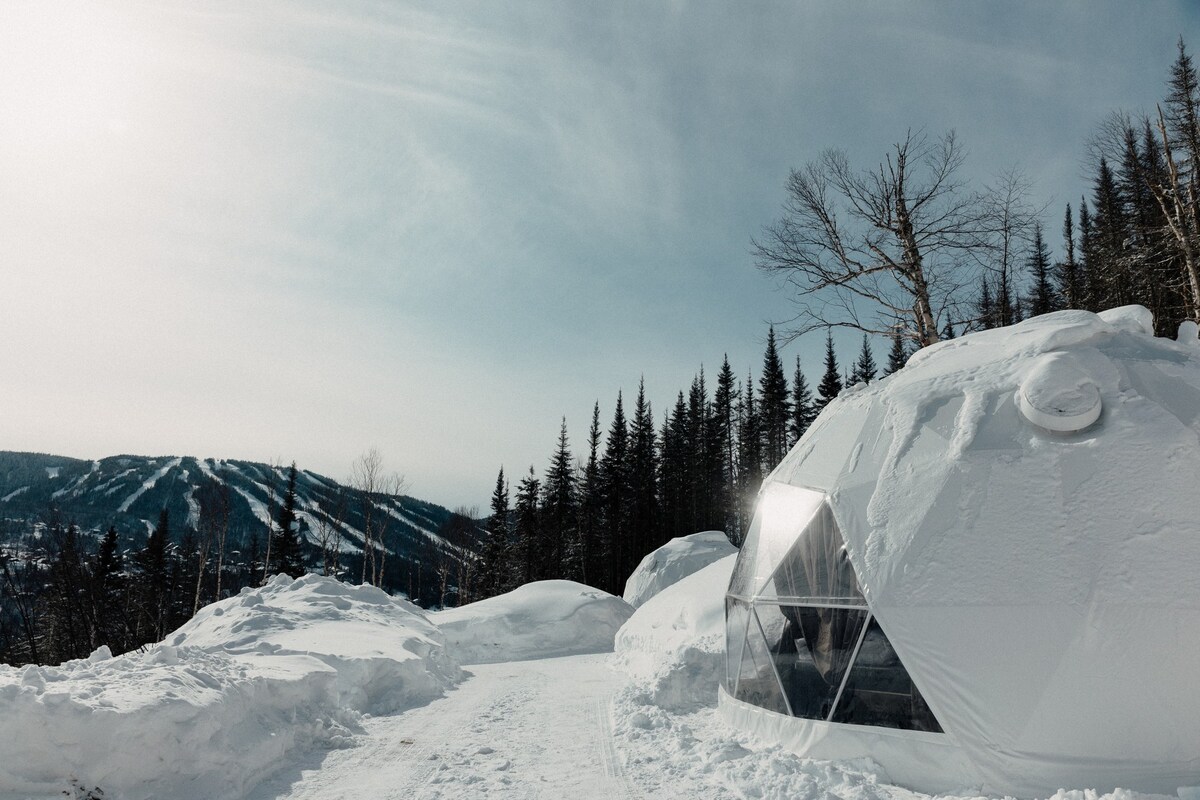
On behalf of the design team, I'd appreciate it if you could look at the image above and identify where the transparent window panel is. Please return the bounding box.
[830,617,943,732]
[762,502,865,605]
[733,608,789,716]
[725,598,751,693]
[759,603,867,719]
[728,483,826,599]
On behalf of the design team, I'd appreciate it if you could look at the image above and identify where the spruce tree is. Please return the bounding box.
[1090,158,1130,308]
[712,356,739,540]
[658,393,688,543]
[1056,204,1084,309]
[627,380,659,571]
[598,393,629,594]
[43,523,92,663]
[578,403,604,588]
[758,328,791,469]
[92,526,126,653]
[540,419,577,580]
[512,466,541,587]
[735,373,763,544]
[816,333,843,411]
[135,509,170,643]
[849,334,877,385]
[1025,222,1058,317]
[790,356,816,445]
[883,330,909,377]
[478,467,511,599]
[1166,37,1200,182]
[272,463,306,578]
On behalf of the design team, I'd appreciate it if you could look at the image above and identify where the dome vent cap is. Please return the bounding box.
[1017,353,1102,433]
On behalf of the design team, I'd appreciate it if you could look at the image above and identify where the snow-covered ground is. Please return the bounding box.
[0,538,1183,800]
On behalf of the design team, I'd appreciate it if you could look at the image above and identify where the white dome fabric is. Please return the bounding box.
[722,308,1200,796]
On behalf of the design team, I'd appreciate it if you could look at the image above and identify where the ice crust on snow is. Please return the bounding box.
[0,574,461,799]
[433,580,633,664]
[622,530,736,608]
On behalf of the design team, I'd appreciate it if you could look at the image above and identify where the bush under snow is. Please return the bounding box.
[622,530,736,608]
[0,574,461,800]
[433,580,634,664]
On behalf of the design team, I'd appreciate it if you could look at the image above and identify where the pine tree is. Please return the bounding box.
[478,467,511,599]
[134,509,170,643]
[1056,204,1084,309]
[883,329,909,376]
[1025,222,1058,317]
[272,463,306,578]
[627,380,659,571]
[42,523,93,663]
[758,328,791,470]
[578,403,605,588]
[712,356,739,540]
[849,334,877,385]
[816,333,843,410]
[512,466,541,587]
[790,356,816,445]
[1166,37,1200,183]
[92,526,127,653]
[1089,157,1130,309]
[540,419,577,580]
[735,373,763,545]
[1078,198,1098,312]
[598,393,629,594]
[658,393,688,544]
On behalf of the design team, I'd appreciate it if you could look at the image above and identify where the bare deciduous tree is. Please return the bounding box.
[753,130,992,348]
[349,448,407,587]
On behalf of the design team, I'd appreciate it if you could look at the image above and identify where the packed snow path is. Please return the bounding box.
[249,653,641,800]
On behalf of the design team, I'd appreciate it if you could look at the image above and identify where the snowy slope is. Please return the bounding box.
[0,575,461,800]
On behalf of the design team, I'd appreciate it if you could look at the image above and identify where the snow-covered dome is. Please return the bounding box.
[721,307,1200,796]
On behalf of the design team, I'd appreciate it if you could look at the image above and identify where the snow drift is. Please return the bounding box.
[0,574,461,800]
[622,530,736,608]
[614,554,735,712]
[434,580,633,664]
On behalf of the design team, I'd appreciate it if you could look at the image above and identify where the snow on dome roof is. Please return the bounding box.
[730,306,1200,796]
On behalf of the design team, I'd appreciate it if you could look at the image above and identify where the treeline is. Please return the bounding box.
[0,468,310,666]
[977,39,1200,335]
[475,38,1200,602]
[472,328,902,600]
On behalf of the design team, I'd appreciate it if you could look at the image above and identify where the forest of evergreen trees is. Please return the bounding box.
[474,39,1200,601]
[0,466,311,666]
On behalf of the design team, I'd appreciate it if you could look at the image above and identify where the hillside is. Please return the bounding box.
[0,451,480,605]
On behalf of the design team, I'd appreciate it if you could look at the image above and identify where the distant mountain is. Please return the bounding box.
[0,451,480,604]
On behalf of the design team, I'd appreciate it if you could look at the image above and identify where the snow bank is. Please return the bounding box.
[622,530,736,608]
[434,580,633,664]
[0,574,461,800]
[614,554,734,712]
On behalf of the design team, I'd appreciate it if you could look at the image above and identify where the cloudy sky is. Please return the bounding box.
[2,1,1197,510]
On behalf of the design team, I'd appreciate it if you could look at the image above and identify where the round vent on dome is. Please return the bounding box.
[1017,353,1102,433]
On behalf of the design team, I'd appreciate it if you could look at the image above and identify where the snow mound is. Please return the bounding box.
[614,554,734,712]
[622,530,736,608]
[169,573,461,712]
[0,574,461,800]
[434,580,633,664]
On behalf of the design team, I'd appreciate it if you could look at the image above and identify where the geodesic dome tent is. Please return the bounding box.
[720,307,1200,796]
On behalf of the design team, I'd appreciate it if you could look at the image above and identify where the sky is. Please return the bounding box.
[2,1,1198,511]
